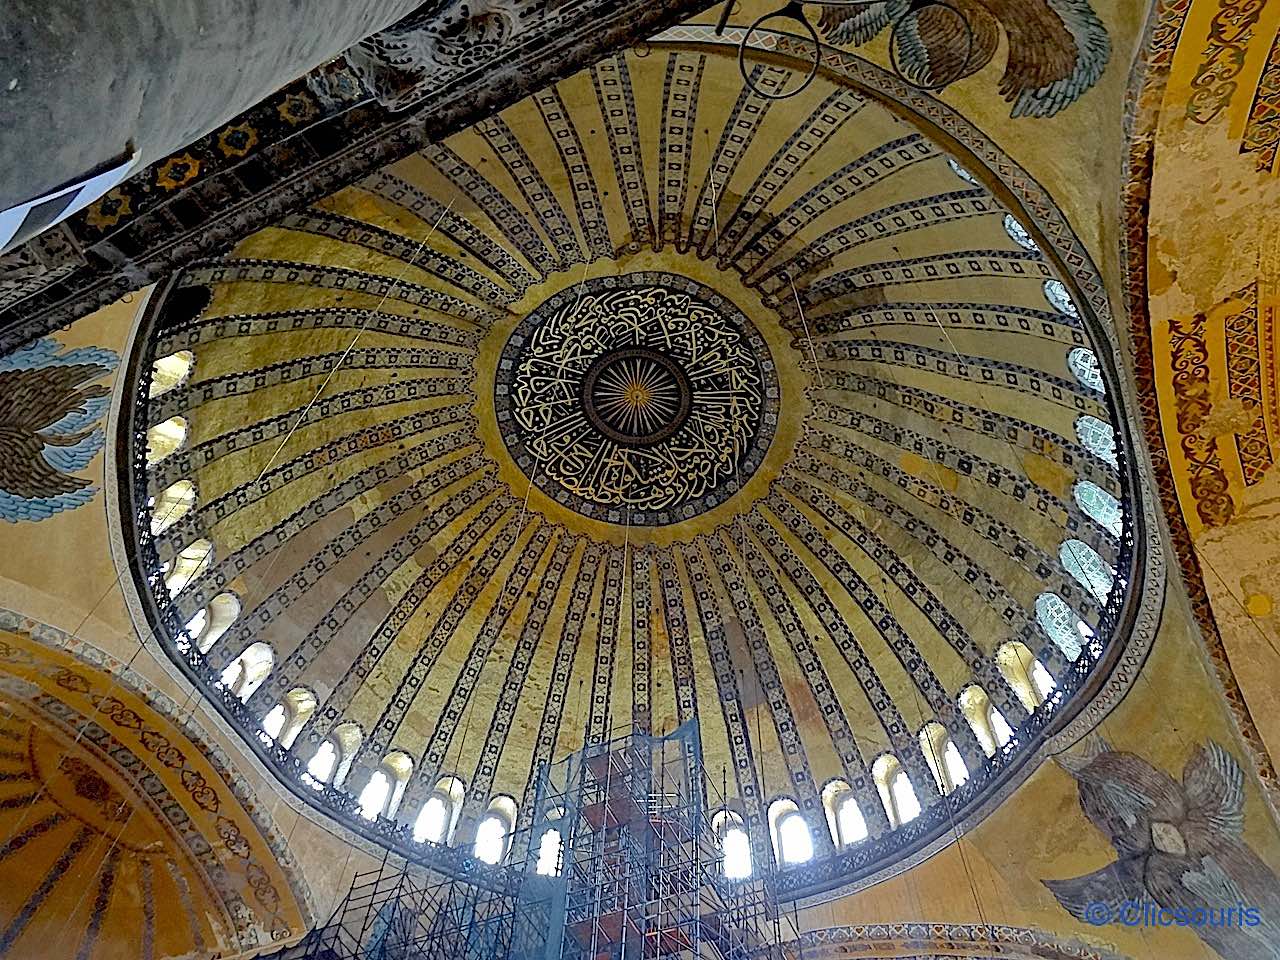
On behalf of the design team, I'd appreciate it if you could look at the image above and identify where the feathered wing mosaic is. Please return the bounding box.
[818,0,1110,118]
[0,338,117,522]
[1045,738,1280,960]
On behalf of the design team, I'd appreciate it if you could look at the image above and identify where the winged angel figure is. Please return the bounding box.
[0,338,118,522]
[1044,738,1280,959]
[818,0,1109,118]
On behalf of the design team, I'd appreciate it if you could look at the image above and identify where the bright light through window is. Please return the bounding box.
[943,741,969,791]
[359,770,391,820]
[891,771,920,824]
[989,707,1013,748]
[536,828,562,876]
[261,705,286,740]
[778,813,814,864]
[722,827,752,879]
[474,815,507,864]
[1031,661,1057,701]
[414,795,448,844]
[836,797,867,846]
[307,741,337,783]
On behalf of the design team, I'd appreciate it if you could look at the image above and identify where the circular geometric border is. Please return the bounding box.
[494,271,780,526]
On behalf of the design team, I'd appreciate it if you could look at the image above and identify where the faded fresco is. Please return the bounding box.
[817,0,1109,117]
[1045,738,1280,960]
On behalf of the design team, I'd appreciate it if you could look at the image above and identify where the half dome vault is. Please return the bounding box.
[115,31,1148,899]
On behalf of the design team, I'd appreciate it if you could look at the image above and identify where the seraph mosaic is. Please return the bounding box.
[817,0,1110,118]
[1044,738,1280,960]
[0,338,118,522]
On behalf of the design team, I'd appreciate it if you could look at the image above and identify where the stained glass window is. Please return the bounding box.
[1067,347,1104,393]
[1036,592,1084,660]
[1074,481,1122,537]
[1060,539,1114,603]
[1044,279,1080,319]
[948,157,980,186]
[1075,415,1118,468]
[1003,213,1039,252]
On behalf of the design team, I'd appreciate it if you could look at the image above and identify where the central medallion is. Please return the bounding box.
[495,272,778,525]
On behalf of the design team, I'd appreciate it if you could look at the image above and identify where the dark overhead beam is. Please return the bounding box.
[0,0,720,354]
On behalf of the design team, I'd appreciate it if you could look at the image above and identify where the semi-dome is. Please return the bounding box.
[116,35,1141,896]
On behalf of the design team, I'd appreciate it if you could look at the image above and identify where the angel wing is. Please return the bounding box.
[0,340,116,521]
[818,0,908,47]
[892,0,1001,89]
[1182,741,1244,839]
[981,0,1110,118]
[1043,858,1144,921]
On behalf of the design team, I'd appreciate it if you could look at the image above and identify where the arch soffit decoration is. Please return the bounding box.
[0,608,314,953]
[110,28,1165,903]
[1119,0,1280,812]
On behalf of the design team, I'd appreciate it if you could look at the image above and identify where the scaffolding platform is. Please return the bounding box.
[273,721,783,960]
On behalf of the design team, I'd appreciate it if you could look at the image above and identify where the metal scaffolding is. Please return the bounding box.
[275,721,782,960]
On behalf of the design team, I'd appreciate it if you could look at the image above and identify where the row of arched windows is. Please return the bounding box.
[143,336,536,868]
[712,641,1063,877]
[1002,212,1123,654]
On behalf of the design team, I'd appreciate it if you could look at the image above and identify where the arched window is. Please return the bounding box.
[165,538,212,595]
[988,705,1014,747]
[820,779,867,848]
[358,751,413,821]
[1067,347,1104,394]
[836,794,868,845]
[186,592,240,653]
[414,795,450,844]
[146,416,188,465]
[1075,415,1118,469]
[307,722,362,788]
[306,740,337,783]
[474,796,517,865]
[947,157,980,187]
[262,687,316,748]
[358,770,392,820]
[1035,593,1085,661]
[872,755,920,829]
[262,705,287,740]
[149,351,195,397]
[1003,213,1038,252]
[919,722,968,795]
[218,641,273,701]
[1060,539,1114,603]
[712,810,752,880]
[959,685,1012,757]
[536,828,563,877]
[766,799,813,866]
[1043,279,1079,319]
[150,480,196,535]
[414,776,466,845]
[1073,481,1122,538]
[996,641,1053,711]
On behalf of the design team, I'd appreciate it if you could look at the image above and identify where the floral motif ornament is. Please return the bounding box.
[496,273,778,525]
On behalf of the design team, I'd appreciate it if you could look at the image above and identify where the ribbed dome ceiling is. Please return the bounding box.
[120,41,1133,890]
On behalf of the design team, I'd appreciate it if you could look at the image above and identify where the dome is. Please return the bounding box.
[117,40,1138,894]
